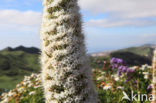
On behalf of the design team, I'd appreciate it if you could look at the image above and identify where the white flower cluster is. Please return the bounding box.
[117,86,124,90]
[143,72,150,80]
[40,0,97,103]
[0,90,15,103]
[97,76,105,81]
[103,84,112,90]
[0,74,41,103]
[111,74,120,81]
[29,91,36,95]
[140,64,152,71]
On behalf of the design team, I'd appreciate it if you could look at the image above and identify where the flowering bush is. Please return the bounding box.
[0,58,153,103]
[94,58,152,103]
[0,74,44,103]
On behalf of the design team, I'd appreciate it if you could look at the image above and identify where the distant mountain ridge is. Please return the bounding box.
[116,44,154,59]
[142,43,155,47]
[90,44,155,66]
[2,46,40,54]
[91,44,155,58]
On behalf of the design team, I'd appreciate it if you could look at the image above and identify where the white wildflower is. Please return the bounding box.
[8,90,15,97]
[103,85,112,90]
[141,64,151,70]
[112,74,120,81]
[16,84,21,88]
[117,86,124,90]
[29,91,36,95]
[1,98,9,103]
[34,85,41,89]
[17,87,25,93]
[97,76,105,81]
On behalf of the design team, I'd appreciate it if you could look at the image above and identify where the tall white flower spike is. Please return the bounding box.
[152,47,156,103]
[40,0,97,103]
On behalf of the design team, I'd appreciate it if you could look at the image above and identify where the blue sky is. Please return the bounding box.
[0,0,156,53]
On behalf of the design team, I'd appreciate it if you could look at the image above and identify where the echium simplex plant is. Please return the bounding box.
[40,0,97,103]
[152,49,156,103]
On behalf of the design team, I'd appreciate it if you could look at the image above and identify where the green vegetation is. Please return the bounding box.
[117,45,154,59]
[0,45,154,90]
[0,62,152,103]
[110,51,151,66]
[0,46,40,89]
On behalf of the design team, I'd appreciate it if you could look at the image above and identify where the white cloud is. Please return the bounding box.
[0,9,41,49]
[0,10,41,29]
[79,0,156,19]
[86,19,156,28]
[79,0,156,27]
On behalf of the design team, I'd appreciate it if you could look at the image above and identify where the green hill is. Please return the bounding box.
[90,44,154,68]
[110,51,151,66]
[0,46,40,89]
[116,45,154,59]
[110,45,154,66]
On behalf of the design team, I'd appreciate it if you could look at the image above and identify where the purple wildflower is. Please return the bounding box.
[118,66,127,73]
[122,66,127,73]
[124,80,128,84]
[118,66,123,70]
[126,68,135,75]
[133,81,137,84]
[111,57,124,70]
[117,66,124,76]
[111,57,123,64]
[111,57,137,83]
[117,70,122,76]
[112,64,118,69]
[116,58,123,64]
[111,57,117,64]
[147,85,152,90]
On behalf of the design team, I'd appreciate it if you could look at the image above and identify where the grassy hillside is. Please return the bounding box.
[117,45,154,59]
[110,45,154,66]
[0,46,40,89]
[110,51,151,66]
[90,45,154,68]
